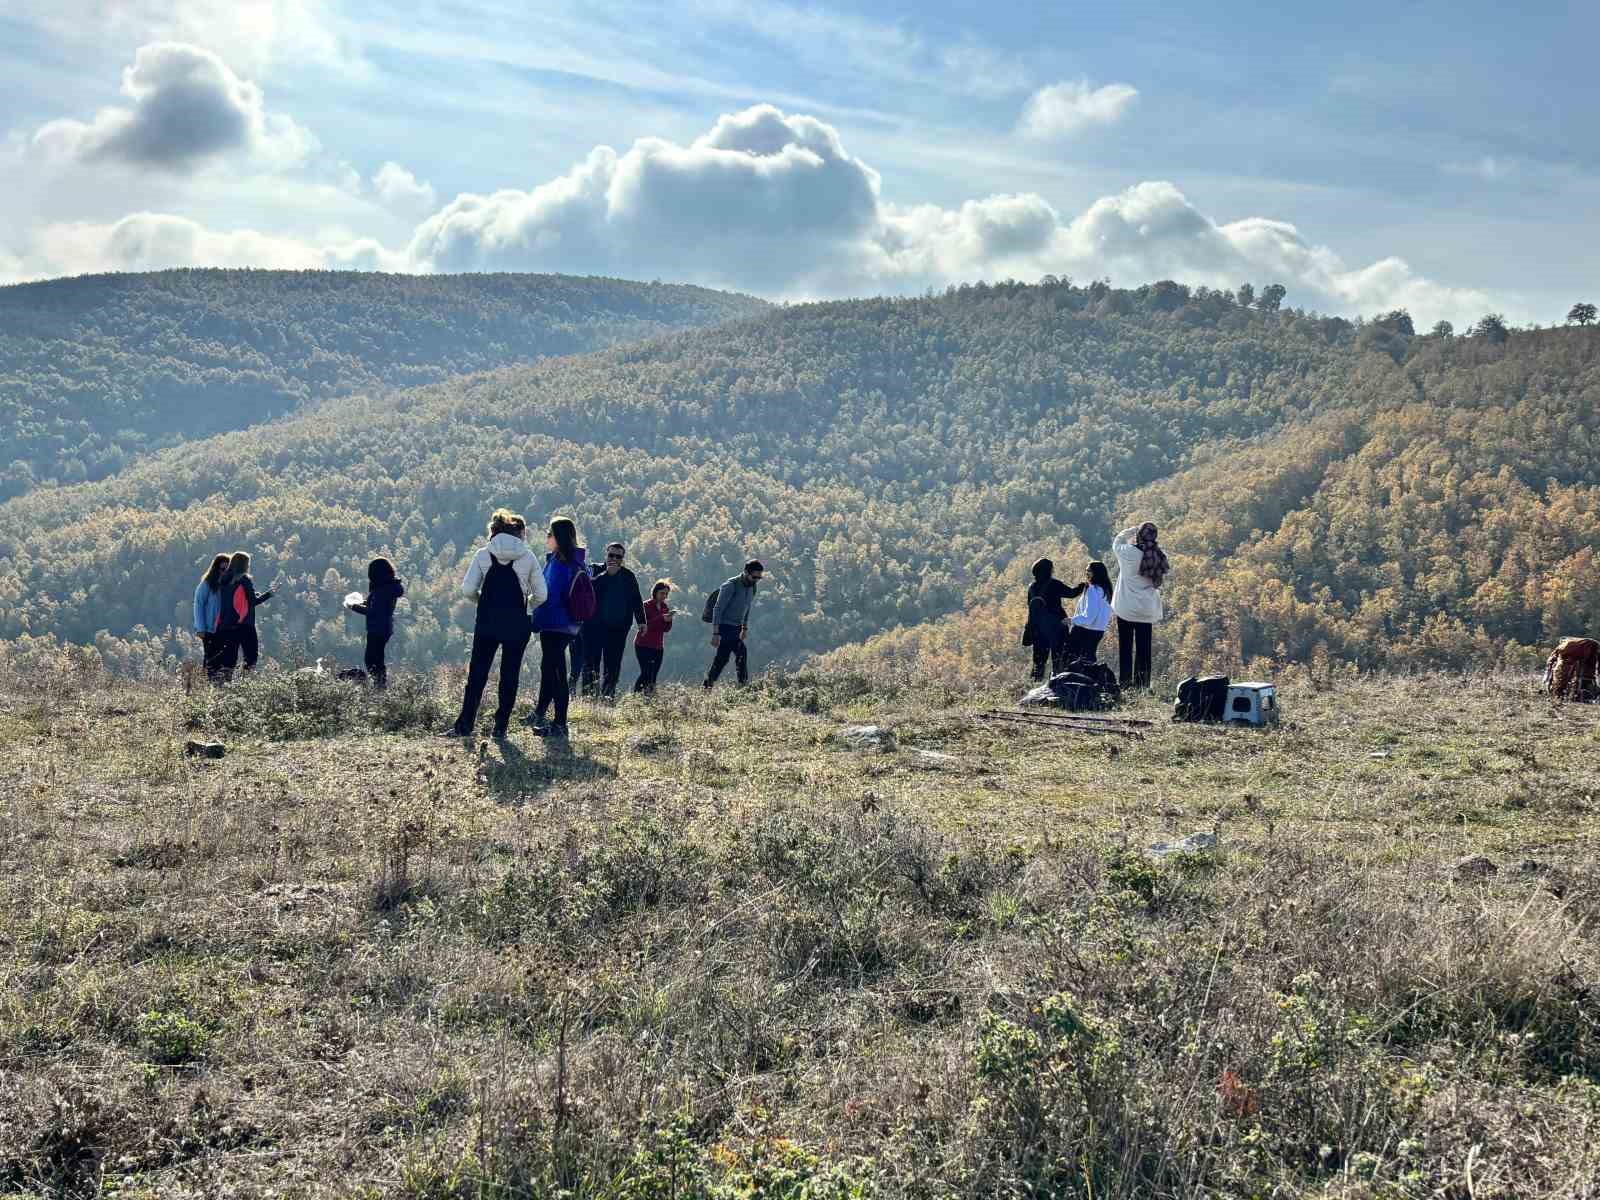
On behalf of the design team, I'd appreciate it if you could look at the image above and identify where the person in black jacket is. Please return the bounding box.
[348,557,406,689]
[580,542,647,700]
[215,551,274,680]
[1025,557,1077,681]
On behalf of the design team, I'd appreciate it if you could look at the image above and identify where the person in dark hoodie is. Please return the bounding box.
[215,551,274,680]
[1025,557,1073,680]
[580,541,647,700]
[348,557,406,689]
[445,510,547,739]
[525,516,588,739]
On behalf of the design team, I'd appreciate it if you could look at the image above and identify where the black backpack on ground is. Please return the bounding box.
[1044,659,1121,711]
[1174,674,1230,722]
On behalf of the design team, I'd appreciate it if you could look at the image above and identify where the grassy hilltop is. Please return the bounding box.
[2,651,1598,1198]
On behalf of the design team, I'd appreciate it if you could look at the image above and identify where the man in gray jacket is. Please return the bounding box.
[704,559,764,688]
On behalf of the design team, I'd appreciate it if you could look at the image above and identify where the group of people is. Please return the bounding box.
[1025,522,1170,689]
[444,510,765,739]
[191,551,277,681]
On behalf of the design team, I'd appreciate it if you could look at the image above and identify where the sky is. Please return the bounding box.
[1,0,1595,327]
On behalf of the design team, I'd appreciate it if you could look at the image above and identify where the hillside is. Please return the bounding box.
[2,654,1597,1196]
[0,269,768,498]
[0,279,1367,677]
[826,324,1600,679]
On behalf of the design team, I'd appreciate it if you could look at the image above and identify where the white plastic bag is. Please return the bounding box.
[343,590,365,610]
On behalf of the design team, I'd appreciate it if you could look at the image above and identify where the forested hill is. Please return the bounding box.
[0,279,1364,676]
[1,277,1590,680]
[821,322,1600,679]
[0,269,768,498]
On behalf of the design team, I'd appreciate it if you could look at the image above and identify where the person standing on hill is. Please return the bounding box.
[1025,558,1074,680]
[704,559,764,689]
[581,542,646,700]
[633,579,675,695]
[1111,523,1169,690]
[215,551,274,680]
[349,557,406,690]
[1064,560,1114,663]
[445,510,545,739]
[526,517,589,739]
[192,553,230,682]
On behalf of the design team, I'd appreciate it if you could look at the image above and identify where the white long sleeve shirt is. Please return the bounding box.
[1071,583,1112,632]
[1110,526,1164,624]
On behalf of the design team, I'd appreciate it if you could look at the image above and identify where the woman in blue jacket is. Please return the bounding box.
[192,554,229,681]
[525,516,587,739]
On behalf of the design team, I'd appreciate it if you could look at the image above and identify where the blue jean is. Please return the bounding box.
[705,624,748,686]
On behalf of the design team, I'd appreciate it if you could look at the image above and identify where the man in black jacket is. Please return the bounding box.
[581,542,646,700]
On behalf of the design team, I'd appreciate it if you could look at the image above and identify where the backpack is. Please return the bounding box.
[1174,675,1230,722]
[701,587,720,624]
[567,566,597,623]
[1045,661,1120,711]
[216,577,249,631]
[477,555,530,640]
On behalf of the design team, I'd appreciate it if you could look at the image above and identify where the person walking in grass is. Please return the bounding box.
[215,551,274,681]
[1064,560,1114,663]
[1111,522,1169,690]
[704,559,764,689]
[348,557,406,690]
[192,553,230,682]
[633,579,674,695]
[526,517,589,739]
[581,541,646,700]
[445,510,545,739]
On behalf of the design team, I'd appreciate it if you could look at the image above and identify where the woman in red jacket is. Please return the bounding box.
[632,579,674,695]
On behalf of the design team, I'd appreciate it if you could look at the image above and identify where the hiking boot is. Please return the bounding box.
[440,725,471,739]
[521,711,548,731]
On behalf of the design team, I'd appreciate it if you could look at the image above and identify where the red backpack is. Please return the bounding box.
[568,567,597,623]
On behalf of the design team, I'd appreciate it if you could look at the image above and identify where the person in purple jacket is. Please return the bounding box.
[524,516,587,739]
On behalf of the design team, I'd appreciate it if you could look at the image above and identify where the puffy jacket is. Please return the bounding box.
[1110,527,1164,624]
[532,547,589,634]
[635,597,674,650]
[460,533,546,609]
[351,577,407,636]
[216,572,270,630]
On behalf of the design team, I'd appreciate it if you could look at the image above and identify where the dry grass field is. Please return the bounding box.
[2,653,1598,1198]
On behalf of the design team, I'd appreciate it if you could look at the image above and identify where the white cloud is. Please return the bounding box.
[1019,80,1139,140]
[13,213,402,279]
[31,42,316,173]
[371,162,438,213]
[1442,155,1513,182]
[8,0,356,78]
[403,104,1495,324]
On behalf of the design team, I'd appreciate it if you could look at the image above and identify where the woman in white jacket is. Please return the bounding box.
[1110,523,1169,689]
[1064,560,1114,663]
[445,509,549,739]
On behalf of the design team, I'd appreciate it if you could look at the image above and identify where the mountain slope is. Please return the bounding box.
[0,269,768,497]
[824,325,1600,678]
[0,279,1363,677]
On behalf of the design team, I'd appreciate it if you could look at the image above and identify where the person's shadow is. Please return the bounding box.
[479,734,616,804]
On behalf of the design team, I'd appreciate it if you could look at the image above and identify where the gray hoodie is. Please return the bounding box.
[711,574,757,628]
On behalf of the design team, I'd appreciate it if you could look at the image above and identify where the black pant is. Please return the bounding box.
[567,627,584,690]
[634,645,664,694]
[453,632,530,735]
[582,622,630,698]
[536,631,574,726]
[217,626,259,680]
[706,624,748,686]
[200,633,225,682]
[1030,618,1065,680]
[365,631,391,689]
[1116,618,1152,690]
[1065,626,1104,663]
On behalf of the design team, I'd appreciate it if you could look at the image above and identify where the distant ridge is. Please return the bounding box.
[0,268,769,498]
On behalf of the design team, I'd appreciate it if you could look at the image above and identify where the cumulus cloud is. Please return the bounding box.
[31,42,315,172]
[1019,80,1139,140]
[14,213,402,279]
[371,162,438,213]
[403,104,1492,323]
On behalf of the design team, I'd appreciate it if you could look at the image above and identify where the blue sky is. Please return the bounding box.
[2,0,1595,325]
